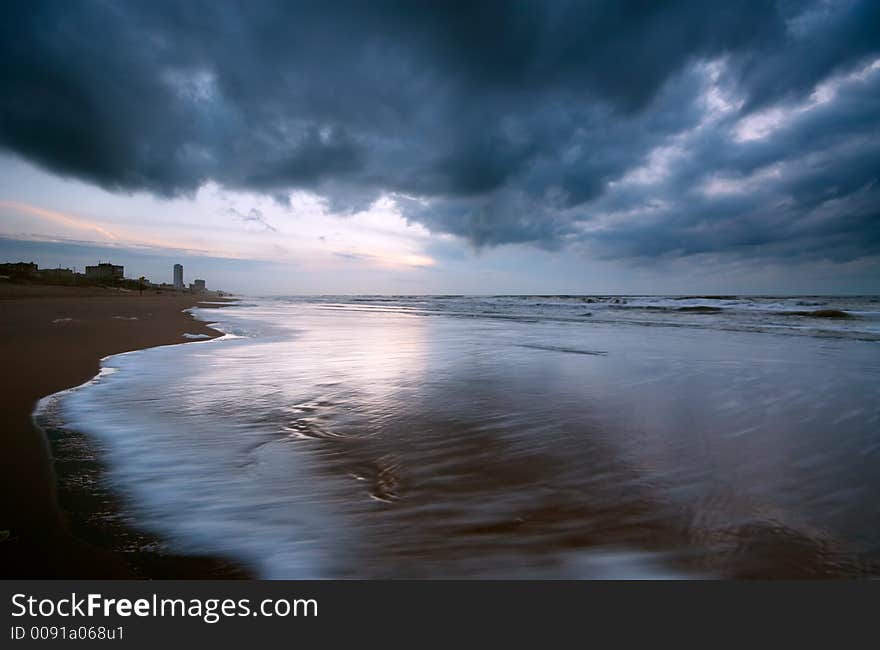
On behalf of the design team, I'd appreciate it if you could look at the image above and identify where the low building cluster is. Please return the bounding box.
[0,261,210,293]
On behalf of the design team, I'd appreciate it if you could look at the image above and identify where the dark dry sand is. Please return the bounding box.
[0,284,248,578]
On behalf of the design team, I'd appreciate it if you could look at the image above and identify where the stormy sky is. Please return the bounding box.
[1,0,878,294]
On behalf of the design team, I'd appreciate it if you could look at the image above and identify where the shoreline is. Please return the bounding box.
[0,284,250,578]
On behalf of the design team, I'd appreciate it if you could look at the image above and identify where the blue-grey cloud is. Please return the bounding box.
[1,0,878,264]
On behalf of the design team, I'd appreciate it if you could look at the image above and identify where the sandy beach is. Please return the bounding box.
[0,284,245,578]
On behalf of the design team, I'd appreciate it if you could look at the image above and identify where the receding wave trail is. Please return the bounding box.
[44,295,880,578]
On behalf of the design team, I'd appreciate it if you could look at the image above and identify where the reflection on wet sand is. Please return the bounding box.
[281,380,874,579]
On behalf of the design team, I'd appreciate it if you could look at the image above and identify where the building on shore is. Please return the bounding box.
[173,263,184,291]
[1,258,211,293]
[0,261,38,277]
[85,262,123,281]
[37,267,74,281]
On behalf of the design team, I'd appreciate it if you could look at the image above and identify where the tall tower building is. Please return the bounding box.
[173,263,184,290]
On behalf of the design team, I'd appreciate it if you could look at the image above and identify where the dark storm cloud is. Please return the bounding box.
[1,0,879,262]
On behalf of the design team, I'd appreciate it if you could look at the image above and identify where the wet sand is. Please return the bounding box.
[0,283,247,578]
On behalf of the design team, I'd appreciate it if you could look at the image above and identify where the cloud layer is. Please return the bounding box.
[2,0,879,264]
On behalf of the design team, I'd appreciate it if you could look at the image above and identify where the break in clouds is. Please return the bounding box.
[2,0,879,264]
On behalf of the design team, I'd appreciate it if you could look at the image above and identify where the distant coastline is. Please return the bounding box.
[0,283,247,578]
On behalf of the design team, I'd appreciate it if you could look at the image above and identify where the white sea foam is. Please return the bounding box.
[59,344,346,578]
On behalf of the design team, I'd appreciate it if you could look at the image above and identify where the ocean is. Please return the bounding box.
[43,295,880,578]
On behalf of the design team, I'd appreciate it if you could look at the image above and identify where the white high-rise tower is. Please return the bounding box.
[173,263,184,290]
